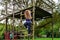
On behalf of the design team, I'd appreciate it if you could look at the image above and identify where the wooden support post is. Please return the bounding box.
[5,1,10,40]
[52,8,54,40]
[50,0,54,40]
[32,0,35,40]
[52,1,54,40]
[5,1,8,32]
[12,0,15,40]
[20,12,22,28]
[20,10,23,40]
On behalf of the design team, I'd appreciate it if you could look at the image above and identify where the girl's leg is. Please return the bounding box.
[27,26,31,34]
[24,20,31,34]
[27,21,31,34]
[24,22,27,28]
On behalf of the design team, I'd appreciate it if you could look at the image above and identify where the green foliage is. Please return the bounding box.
[0,24,5,36]
[35,11,60,37]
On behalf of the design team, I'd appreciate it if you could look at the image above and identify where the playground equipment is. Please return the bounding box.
[0,0,55,40]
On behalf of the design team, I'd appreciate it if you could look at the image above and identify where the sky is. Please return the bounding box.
[0,0,2,2]
[53,0,58,3]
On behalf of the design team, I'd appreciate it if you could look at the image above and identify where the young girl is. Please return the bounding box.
[24,10,32,35]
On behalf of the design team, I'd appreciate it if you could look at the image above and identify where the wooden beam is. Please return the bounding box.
[41,0,53,9]
[47,0,54,5]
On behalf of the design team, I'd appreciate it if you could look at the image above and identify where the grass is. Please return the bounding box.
[34,38,60,40]
[16,38,60,40]
[1,38,60,40]
[23,38,60,40]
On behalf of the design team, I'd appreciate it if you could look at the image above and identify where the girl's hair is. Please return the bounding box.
[24,10,31,14]
[24,10,32,19]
